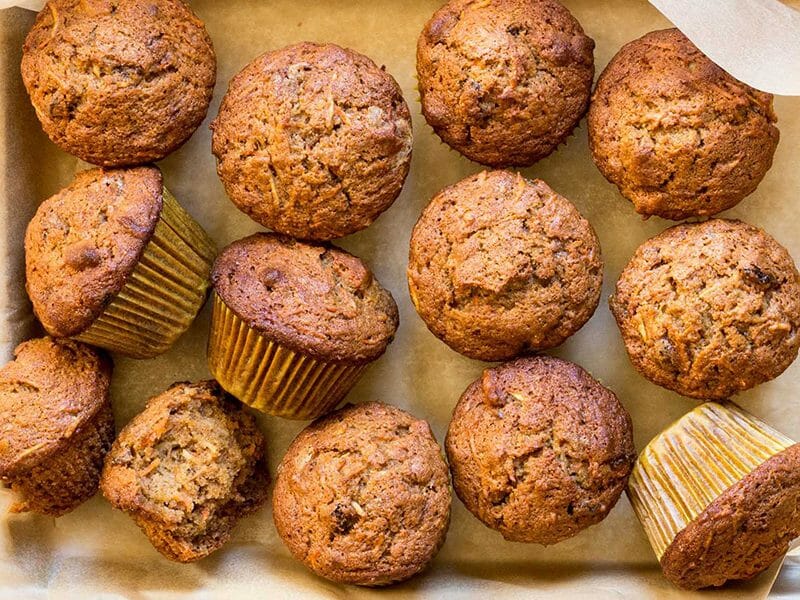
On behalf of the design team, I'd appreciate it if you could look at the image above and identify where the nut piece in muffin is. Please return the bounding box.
[272,402,451,586]
[446,356,634,544]
[588,28,779,220]
[0,337,113,516]
[212,42,412,241]
[611,219,800,399]
[417,0,594,167]
[25,165,216,359]
[408,170,602,361]
[21,0,216,167]
[101,380,269,563]
[208,233,399,419]
[628,401,800,589]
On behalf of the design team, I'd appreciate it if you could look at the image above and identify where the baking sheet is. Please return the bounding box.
[1,1,799,598]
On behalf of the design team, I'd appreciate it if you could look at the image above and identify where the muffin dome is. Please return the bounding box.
[588,29,779,220]
[417,0,594,167]
[408,170,602,361]
[21,0,216,167]
[212,42,413,241]
[611,219,800,399]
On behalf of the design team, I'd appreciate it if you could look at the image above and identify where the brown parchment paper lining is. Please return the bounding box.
[1,1,799,598]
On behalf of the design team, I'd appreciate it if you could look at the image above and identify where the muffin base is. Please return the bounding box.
[74,189,216,358]
[207,294,367,419]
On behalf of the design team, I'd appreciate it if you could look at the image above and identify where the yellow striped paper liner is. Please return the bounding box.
[207,293,367,420]
[74,188,215,359]
[627,401,794,560]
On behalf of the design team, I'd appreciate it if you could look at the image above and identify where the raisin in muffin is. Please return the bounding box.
[21,0,216,167]
[589,29,779,220]
[212,42,412,241]
[101,380,269,562]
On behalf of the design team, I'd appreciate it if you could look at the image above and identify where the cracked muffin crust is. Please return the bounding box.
[212,233,399,363]
[272,402,451,586]
[101,380,269,563]
[211,42,413,241]
[611,219,800,399]
[26,166,163,338]
[21,0,216,167]
[445,356,635,545]
[407,170,602,361]
[0,337,113,516]
[588,28,779,220]
[416,0,594,167]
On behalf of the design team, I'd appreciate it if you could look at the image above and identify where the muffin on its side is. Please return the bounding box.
[417,0,594,167]
[408,170,602,361]
[611,219,800,399]
[212,42,412,241]
[208,233,399,419]
[101,380,269,563]
[21,0,216,167]
[25,166,216,359]
[0,337,113,516]
[273,402,451,586]
[446,356,635,544]
[628,401,800,589]
[589,29,779,220]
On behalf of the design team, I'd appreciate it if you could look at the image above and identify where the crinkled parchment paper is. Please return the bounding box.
[1,1,799,598]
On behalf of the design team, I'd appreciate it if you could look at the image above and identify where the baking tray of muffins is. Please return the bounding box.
[1,0,799,598]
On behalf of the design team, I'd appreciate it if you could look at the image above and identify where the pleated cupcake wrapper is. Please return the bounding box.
[627,401,795,560]
[75,188,216,359]
[207,294,367,420]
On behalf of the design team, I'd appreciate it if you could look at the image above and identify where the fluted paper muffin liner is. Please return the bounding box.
[75,189,216,359]
[207,293,368,419]
[627,401,794,560]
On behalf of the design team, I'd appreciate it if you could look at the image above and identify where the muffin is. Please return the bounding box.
[0,337,113,516]
[273,402,451,586]
[611,219,800,399]
[208,233,398,419]
[408,170,602,361]
[21,0,216,167]
[416,0,594,167]
[628,401,800,589]
[211,42,412,241]
[446,356,635,544]
[101,380,269,563]
[25,166,216,359]
[588,28,779,220]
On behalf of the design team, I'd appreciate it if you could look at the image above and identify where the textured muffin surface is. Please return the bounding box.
[26,166,163,338]
[588,28,779,220]
[21,0,216,167]
[212,233,399,363]
[408,170,602,361]
[101,380,269,563]
[611,219,800,399]
[212,42,412,241]
[416,0,594,167]
[661,443,800,590]
[272,402,451,586]
[446,356,634,544]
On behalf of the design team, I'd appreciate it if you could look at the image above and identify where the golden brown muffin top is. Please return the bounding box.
[211,42,412,241]
[101,380,270,563]
[272,402,451,586]
[25,166,163,338]
[588,28,779,220]
[408,170,602,361]
[417,0,594,167]
[446,356,635,545]
[611,219,800,399]
[0,337,112,476]
[21,0,216,167]
[212,233,399,363]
